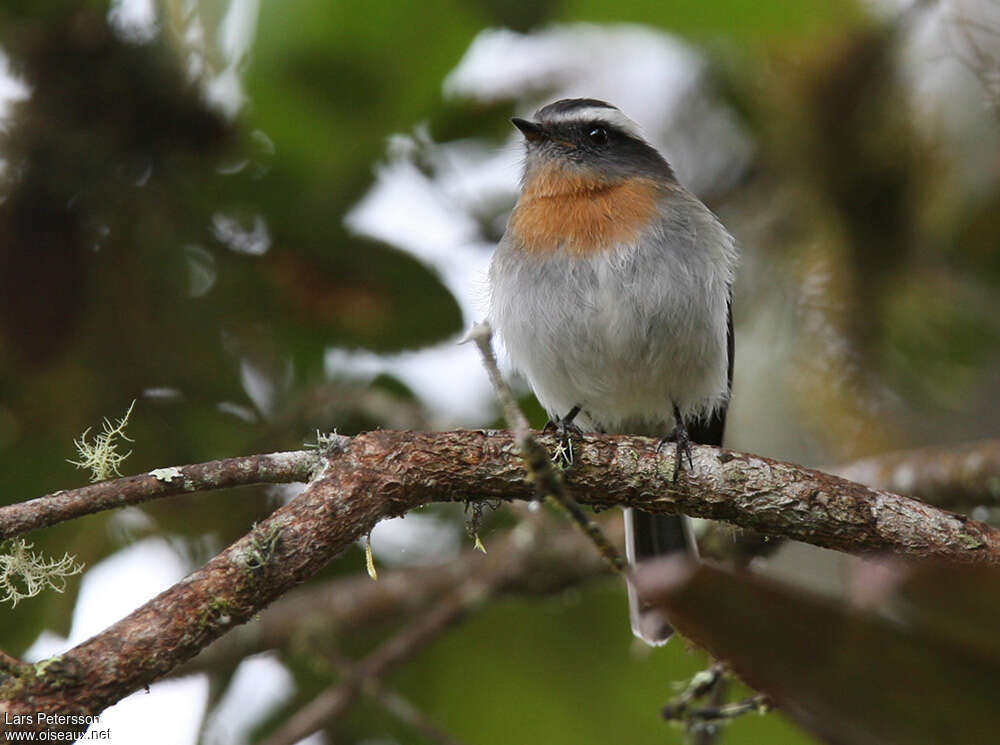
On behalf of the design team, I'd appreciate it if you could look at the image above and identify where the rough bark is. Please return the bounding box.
[0,451,318,541]
[2,429,1000,737]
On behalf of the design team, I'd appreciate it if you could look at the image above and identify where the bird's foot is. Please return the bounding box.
[545,406,582,467]
[656,405,694,482]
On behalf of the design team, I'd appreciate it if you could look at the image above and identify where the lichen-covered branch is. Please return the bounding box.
[0,451,320,540]
[3,436,998,544]
[2,430,1000,737]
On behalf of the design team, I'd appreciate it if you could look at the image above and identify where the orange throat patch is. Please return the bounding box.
[508,166,660,256]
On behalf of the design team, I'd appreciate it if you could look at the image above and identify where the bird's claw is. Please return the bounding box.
[657,406,693,482]
[547,411,583,467]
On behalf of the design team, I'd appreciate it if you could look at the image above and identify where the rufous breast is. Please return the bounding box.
[507,164,661,256]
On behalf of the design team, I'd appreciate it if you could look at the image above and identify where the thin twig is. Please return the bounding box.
[261,512,547,745]
[366,683,470,745]
[176,511,621,678]
[662,663,727,722]
[691,666,731,745]
[662,661,771,741]
[691,694,771,722]
[467,321,626,573]
[260,581,484,745]
[661,661,767,745]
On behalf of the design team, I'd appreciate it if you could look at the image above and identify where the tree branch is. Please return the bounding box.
[260,581,481,745]
[467,320,626,573]
[174,511,618,678]
[0,450,320,540]
[363,683,470,745]
[2,429,1000,736]
[262,509,552,745]
[3,436,997,542]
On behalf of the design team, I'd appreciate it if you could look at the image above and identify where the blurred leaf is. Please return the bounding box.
[635,558,1000,745]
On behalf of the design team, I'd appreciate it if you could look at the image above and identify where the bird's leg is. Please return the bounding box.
[544,404,582,435]
[656,403,693,482]
[545,405,582,466]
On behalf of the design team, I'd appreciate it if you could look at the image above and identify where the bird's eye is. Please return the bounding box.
[588,126,608,146]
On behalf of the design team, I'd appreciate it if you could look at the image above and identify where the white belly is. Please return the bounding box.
[489,227,732,434]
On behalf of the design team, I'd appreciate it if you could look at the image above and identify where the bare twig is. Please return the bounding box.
[946,6,1000,116]
[261,512,547,745]
[177,512,621,678]
[690,694,771,722]
[691,677,732,745]
[662,663,766,744]
[366,683,469,745]
[467,321,626,573]
[662,663,727,721]
[260,579,486,745]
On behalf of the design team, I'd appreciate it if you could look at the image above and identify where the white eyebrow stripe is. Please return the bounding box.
[541,107,644,140]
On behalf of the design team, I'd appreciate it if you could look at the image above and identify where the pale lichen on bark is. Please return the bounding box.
[2,431,1000,738]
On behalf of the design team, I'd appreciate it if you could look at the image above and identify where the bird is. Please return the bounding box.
[488,98,736,645]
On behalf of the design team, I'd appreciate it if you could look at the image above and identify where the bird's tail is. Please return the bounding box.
[624,296,733,645]
[624,509,698,644]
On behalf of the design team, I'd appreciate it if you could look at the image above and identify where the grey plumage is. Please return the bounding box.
[489,99,737,644]
[490,190,734,431]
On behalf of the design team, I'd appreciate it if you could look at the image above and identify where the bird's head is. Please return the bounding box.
[511,98,674,192]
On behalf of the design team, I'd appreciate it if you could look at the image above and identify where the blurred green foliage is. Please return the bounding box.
[562,0,861,38]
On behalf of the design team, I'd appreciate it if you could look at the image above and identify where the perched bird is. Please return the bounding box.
[488,98,736,645]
